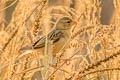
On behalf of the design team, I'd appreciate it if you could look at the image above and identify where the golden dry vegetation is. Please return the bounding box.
[0,0,120,80]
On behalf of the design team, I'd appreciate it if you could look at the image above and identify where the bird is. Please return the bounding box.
[20,16,78,57]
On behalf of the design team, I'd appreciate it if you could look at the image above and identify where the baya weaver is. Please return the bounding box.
[20,16,77,56]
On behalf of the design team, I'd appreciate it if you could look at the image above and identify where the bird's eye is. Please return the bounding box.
[66,21,71,23]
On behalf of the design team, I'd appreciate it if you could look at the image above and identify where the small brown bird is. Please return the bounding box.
[20,17,77,57]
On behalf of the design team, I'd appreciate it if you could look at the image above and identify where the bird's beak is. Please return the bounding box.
[72,20,78,26]
[71,20,78,32]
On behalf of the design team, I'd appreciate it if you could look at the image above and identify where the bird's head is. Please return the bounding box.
[56,17,78,30]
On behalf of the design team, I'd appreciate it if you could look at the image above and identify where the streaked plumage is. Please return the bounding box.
[32,17,77,49]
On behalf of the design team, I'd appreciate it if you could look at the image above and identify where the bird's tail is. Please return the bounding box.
[18,46,33,60]
[20,45,33,51]
[18,45,44,60]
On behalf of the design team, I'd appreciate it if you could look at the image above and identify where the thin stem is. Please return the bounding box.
[44,33,48,80]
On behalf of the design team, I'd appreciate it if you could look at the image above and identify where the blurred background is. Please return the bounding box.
[0,0,114,26]
[0,0,119,80]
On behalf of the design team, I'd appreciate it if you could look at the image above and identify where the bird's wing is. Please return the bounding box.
[33,30,64,49]
[33,36,46,49]
[48,29,64,43]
